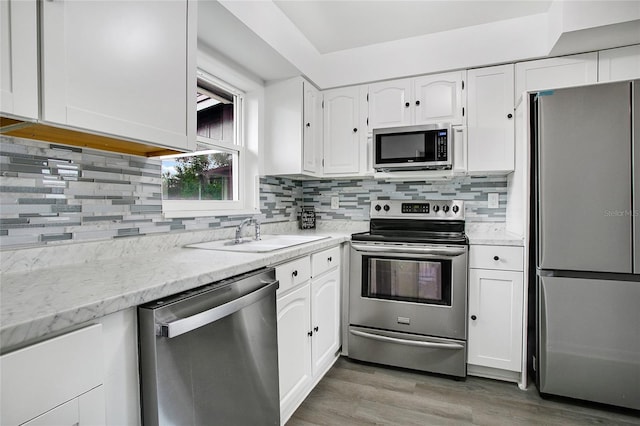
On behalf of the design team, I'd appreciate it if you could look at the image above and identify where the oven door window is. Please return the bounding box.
[362,256,452,305]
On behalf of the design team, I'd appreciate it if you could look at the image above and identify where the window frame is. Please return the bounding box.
[161,71,258,218]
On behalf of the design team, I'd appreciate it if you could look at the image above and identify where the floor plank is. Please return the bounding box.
[287,357,640,426]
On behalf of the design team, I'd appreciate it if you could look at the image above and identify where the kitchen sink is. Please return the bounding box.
[185,234,330,253]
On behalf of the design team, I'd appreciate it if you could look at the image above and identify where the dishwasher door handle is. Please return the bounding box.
[349,329,464,350]
[159,279,279,338]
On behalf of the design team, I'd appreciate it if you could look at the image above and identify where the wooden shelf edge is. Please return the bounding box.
[1,118,183,158]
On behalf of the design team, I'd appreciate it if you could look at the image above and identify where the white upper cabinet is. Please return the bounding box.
[514,52,597,102]
[264,77,322,176]
[0,0,38,120]
[467,64,515,174]
[303,82,323,174]
[40,0,195,151]
[368,79,412,129]
[368,71,465,131]
[413,71,465,125]
[323,86,362,175]
[598,45,640,82]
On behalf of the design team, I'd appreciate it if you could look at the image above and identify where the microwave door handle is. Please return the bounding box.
[350,242,466,258]
[350,329,464,350]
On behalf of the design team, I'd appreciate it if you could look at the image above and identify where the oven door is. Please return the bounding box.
[349,241,468,340]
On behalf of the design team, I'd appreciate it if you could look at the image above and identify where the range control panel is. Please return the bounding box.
[371,199,464,220]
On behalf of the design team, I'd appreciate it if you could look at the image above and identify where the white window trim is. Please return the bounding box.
[161,72,259,218]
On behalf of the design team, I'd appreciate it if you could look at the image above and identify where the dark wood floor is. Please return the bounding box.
[287,357,640,426]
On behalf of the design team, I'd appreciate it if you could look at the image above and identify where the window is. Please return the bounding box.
[161,71,256,217]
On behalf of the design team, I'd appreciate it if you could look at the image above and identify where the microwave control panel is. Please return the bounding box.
[436,130,448,161]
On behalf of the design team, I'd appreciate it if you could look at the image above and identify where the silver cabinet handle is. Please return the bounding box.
[350,242,466,258]
[159,279,279,338]
[349,329,464,350]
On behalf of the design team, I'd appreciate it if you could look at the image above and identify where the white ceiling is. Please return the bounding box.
[273,1,553,54]
[198,0,553,84]
[200,1,640,88]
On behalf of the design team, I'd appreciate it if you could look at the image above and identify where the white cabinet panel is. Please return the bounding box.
[323,87,361,174]
[22,398,79,426]
[515,52,598,102]
[468,268,524,372]
[277,283,313,421]
[367,71,465,131]
[311,268,340,377]
[276,248,342,424]
[368,78,412,129]
[276,256,311,295]
[598,45,640,82]
[79,386,106,426]
[413,71,465,125]
[311,246,341,277]
[467,64,515,174]
[0,0,38,119]
[40,0,194,150]
[303,82,323,174]
[0,324,104,426]
[469,245,524,271]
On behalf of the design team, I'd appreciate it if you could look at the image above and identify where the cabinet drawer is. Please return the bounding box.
[311,246,341,277]
[276,256,311,294]
[1,324,103,426]
[469,245,524,271]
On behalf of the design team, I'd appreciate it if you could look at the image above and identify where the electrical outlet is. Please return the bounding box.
[488,193,499,209]
[331,196,339,209]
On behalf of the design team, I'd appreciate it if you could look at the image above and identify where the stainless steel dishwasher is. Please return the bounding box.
[138,267,280,426]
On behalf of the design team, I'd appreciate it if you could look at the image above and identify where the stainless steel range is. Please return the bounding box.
[348,199,468,378]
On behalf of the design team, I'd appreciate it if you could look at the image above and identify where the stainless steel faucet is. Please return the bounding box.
[235,218,261,243]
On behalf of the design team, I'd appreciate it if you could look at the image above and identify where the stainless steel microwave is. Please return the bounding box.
[373,123,452,171]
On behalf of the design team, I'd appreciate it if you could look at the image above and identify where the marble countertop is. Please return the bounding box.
[0,228,353,352]
[0,220,524,351]
[465,223,525,246]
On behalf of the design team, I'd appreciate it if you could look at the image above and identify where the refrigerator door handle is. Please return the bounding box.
[633,80,640,274]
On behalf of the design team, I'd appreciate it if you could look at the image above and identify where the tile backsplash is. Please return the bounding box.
[1,136,506,250]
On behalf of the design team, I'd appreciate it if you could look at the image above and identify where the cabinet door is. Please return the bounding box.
[413,71,465,125]
[323,87,360,174]
[0,0,38,120]
[277,284,312,419]
[467,64,515,174]
[22,399,78,426]
[40,0,194,151]
[515,52,597,102]
[368,78,412,129]
[598,45,640,82]
[468,268,523,372]
[310,268,341,377]
[303,82,322,174]
[79,386,106,426]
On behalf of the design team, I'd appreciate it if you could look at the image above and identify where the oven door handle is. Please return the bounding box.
[350,242,466,257]
[349,329,464,350]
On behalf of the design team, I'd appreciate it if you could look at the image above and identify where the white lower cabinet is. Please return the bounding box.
[277,283,313,421]
[276,246,341,424]
[468,245,524,383]
[0,324,106,426]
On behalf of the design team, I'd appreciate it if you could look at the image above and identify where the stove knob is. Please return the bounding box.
[374,204,382,211]
[433,205,440,212]
[442,205,450,213]
[452,205,460,214]
[383,204,390,212]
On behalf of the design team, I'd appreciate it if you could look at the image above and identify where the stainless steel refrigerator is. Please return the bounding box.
[533,80,640,410]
